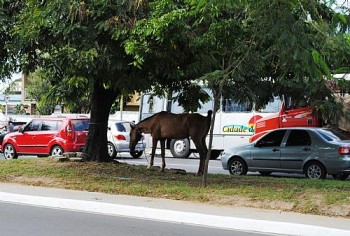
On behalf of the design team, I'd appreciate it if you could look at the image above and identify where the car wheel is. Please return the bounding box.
[228,157,248,176]
[107,142,116,159]
[130,151,143,158]
[259,171,272,176]
[305,162,326,179]
[3,144,18,159]
[50,145,64,156]
[170,139,191,158]
[332,173,350,180]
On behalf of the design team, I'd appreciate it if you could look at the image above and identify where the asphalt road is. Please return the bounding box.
[117,152,227,174]
[0,201,272,236]
[115,150,309,179]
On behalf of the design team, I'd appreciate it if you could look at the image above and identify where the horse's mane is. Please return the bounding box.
[138,111,168,124]
[139,110,212,125]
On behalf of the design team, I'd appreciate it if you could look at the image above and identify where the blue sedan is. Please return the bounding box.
[221,128,350,180]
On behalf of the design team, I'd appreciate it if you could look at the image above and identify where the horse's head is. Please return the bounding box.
[129,122,143,152]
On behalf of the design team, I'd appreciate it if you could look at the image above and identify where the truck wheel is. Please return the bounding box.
[170,139,191,158]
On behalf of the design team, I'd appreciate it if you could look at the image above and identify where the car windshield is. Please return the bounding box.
[316,129,350,141]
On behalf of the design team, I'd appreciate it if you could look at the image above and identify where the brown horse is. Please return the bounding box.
[129,110,212,175]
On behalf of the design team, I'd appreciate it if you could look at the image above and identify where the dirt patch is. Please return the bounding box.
[211,193,350,217]
[11,176,56,186]
[211,195,295,211]
[319,204,350,217]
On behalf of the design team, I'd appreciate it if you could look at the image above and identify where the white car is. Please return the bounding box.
[107,119,146,159]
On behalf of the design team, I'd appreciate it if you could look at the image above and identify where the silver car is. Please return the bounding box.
[107,119,146,159]
[221,128,350,180]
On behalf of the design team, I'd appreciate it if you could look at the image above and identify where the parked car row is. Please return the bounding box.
[0,116,145,160]
[1,116,348,180]
[1,117,90,159]
[221,127,350,180]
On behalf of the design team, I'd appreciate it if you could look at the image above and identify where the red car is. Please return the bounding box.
[1,117,90,159]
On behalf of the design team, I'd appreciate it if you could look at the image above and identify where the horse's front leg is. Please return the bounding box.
[148,139,158,169]
[160,139,166,172]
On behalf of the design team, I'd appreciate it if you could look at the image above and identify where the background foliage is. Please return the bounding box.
[0,0,349,163]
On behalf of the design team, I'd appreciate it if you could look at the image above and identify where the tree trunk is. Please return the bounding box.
[83,79,119,162]
[202,92,220,187]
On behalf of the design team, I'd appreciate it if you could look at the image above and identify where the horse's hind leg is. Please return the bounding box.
[192,137,206,176]
[148,139,158,169]
[160,139,166,172]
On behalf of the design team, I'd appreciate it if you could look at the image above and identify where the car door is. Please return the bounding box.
[280,130,313,170]
[36,120,61,154]
[250,130,287,169]
[15,120,42,153]
[71,119,89,145]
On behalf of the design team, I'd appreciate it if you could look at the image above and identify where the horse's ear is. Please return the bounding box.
[130,122,136,129]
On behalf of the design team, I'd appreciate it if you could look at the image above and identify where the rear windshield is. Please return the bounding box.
[72,120,90,131]
[316,129,350,141]
[114,122,131,132]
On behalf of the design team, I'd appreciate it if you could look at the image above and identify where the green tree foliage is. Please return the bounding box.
[0,1,23,81]
[5,0,148,162]
[26,69,55,115]
[27,69,91,114]
[14,103,29,115]
[126,1,274,108]
[247,0,350,123]
[0,0,349,168]
[125,0,350,183]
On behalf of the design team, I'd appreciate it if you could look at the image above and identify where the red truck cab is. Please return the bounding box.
[250,101,318,142]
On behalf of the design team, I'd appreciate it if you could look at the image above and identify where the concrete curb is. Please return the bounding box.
[0,191,349,236]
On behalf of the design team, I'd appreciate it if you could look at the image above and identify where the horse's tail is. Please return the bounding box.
[207,110,213,119]
[206,110,213,132]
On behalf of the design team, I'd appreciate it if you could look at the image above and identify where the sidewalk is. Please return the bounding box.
[0,183,349,236]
